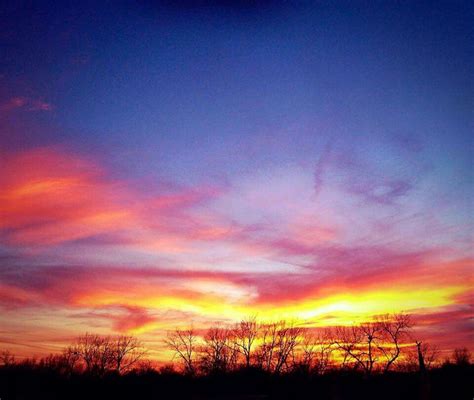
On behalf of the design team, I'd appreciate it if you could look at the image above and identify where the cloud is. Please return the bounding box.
[326,148,415,205]
[313,139,333,197]
[0,147,228,248]
[0,97,27,111]
[70,305,156,333]
[0,253,470,326]
[1,145,472,357]
[29,100,54,111]
[0,97,53,113]
[412,304,474,352]
[248,249,472,306]
[310,134,429,207]
[0,263,254,311]
[347,178,413,205]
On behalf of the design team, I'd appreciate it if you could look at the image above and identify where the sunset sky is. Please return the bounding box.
[0,1,472,361]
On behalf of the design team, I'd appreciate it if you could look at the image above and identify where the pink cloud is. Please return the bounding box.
[0,97,53,112]
[111,306,156,332]
[0,147,229,248]
[0,145,472,357]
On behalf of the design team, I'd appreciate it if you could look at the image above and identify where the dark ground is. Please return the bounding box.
[0,365,472,400]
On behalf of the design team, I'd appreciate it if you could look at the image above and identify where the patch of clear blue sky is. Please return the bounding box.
[1,1,472,198]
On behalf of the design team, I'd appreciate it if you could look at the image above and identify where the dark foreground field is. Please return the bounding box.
[1,365,472,400]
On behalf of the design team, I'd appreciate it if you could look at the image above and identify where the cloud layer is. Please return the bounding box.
[0,146,472,359]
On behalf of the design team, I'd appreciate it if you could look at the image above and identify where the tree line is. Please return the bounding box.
[0,313,471,378]
[0,334,146,377]
[164,314,446,376]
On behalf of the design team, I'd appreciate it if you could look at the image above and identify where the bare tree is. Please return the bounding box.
[39,354,65,371]
[273,321,302,374]
[0,350,15,366]
[332,323,381,375]
[165,328,197,375]
[257,320,302,374]
[200,326,237,373]
[360,322,380,375]
[225,331,241,370]
[76,333,114,376]
[332,325,361,371]
[302,329,334,374]
[257,321,279,371]
[233,316,258,368]
[422,343,439,370]
[61,345,82,375]
[452,347,471,366]
[410,341,439,373]
[135,359,156,374]
[112,335,146,373]
[296,329,318,372]
[376,313,412,373]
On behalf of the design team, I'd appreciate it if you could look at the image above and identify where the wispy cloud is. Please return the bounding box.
[0,145,472,358]
[0,147,227,249]
[0,97,53,113]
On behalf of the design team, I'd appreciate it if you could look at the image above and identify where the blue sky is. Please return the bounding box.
[0,1,472,358]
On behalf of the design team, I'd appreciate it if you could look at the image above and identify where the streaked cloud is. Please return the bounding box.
[0,146,472,359]
[0,97,53,113]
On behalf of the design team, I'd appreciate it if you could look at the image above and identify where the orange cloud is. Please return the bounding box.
[0,147,472,360]
[1,148,133,244]
[0,147,229,249]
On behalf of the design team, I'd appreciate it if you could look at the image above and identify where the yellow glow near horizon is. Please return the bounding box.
[76,284,468,333]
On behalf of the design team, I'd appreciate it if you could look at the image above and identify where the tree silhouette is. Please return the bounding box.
[452,347,471,366]
[255,320,302,373]
[298,328,333,374]
[76,333,114,376]
[376,313,411,372]
[232,316,258,368]
[332,324,379,375]
[0,350,14,366]
[200,326,238,373]
[112,335,146,373]
[165,328,197,375]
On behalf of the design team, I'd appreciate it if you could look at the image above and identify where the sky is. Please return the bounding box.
[0,1,472,361]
